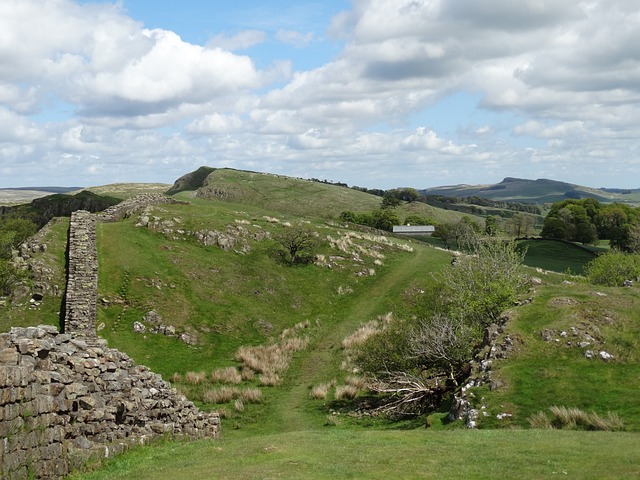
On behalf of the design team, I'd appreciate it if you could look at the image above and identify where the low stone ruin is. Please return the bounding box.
[1,201,220,480]
[0,325,218,479]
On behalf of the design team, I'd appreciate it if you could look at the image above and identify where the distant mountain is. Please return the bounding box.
[422,177,639,204]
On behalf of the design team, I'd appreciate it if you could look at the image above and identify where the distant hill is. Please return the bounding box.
[422,177,640,204]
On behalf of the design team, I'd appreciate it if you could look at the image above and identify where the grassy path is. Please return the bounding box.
[248,245,449,436]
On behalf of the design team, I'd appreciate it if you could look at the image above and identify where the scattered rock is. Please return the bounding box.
[133,321,146,334]
[599,351,614,361]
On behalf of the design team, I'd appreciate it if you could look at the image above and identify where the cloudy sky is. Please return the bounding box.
[1,0,639,189]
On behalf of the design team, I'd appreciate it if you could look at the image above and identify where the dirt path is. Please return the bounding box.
[263,245,435,433]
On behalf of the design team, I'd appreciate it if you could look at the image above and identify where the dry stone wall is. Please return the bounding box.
[1,196,220,480]
[64,211,98,337]
[97,193,186,223]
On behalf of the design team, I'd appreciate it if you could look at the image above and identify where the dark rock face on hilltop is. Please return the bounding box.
[165,166,216,195]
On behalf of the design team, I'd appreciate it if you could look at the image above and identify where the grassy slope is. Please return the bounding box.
[477,281,640,430]
[190,168,468,224]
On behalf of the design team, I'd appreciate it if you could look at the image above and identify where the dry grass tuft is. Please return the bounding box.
[211,366,243,384]
[235,321,311,377]
[184,371,207,385]
[341,313,393,350]
[259,372,280,386]
[528,411,553,429]
[239,388,263,403]
[170,372,183,383]
[281,336,309,353]
[234,399,245,412]
[345,375,367,389]
[310,382,332,400]
[530,406,625,431]
[202,386,239,404]
[241,367,256,381]
[235,344,290,374]
[335,384,359,400]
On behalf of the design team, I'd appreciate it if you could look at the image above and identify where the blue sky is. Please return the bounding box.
[1,0,639,189]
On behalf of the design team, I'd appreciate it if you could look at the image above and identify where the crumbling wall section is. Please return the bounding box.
[0,325,220,480]
[1,195,219,480]
[98,193,186,223]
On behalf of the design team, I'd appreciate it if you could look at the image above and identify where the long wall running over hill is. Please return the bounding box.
[0,195,219,480]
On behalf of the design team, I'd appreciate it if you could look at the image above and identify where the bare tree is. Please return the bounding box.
[410,315,477,385]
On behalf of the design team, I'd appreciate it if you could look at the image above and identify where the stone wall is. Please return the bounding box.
[64,211,98,337]
[1,196,220,480]
[98,193,186,223]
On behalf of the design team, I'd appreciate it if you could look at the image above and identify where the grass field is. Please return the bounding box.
[69,429,640,480]
[519,239,598,275]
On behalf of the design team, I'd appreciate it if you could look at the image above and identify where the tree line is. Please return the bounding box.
[541,198,640,251]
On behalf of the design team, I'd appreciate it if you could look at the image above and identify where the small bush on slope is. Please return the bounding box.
[585,251,640,286]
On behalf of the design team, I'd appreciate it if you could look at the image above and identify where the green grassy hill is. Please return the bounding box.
[4,173,640,479]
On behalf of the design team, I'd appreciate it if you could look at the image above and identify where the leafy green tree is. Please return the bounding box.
[484,215,498,236]
[371,208,400,231]
[507,212,535,238]
[381,191,402,209]
[574,221,598,245]
[628,225,640,254]
[339,211,357,223]
[540,217,566,239]
[275,227,320,265]
[436,240,530,326]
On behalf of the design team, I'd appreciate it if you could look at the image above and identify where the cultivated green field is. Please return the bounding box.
[3,174,639,479]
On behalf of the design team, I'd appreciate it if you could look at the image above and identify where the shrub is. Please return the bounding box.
[585,251,640,286]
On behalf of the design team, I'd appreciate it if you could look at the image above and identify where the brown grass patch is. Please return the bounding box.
[335,384,359,400]
[202,386,239,404]
[211,366,242,384]
[184,371,206,385]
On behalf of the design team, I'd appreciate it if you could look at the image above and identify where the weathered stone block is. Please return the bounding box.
[0,348,19,366]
